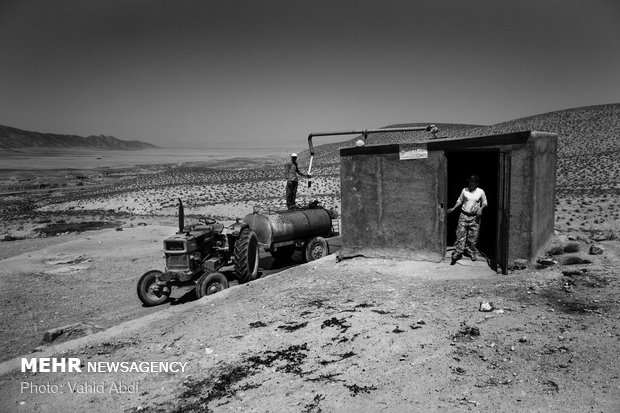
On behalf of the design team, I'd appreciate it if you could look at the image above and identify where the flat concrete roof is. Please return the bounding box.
[340,130,557,157]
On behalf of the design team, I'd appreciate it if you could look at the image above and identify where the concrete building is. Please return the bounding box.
[339,131,557,274]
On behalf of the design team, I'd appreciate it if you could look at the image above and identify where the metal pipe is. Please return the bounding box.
[307,125,438,156]
[306,125,438,186]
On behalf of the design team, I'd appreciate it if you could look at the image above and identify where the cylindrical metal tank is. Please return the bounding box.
[243,209,332,246]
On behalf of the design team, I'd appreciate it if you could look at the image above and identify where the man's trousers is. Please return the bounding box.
[286,180,298,209]
[454,212,480,256]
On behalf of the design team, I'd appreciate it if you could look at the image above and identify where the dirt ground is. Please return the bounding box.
[0,224,306,364]
[0,228,619,412]
[1,151,619,412]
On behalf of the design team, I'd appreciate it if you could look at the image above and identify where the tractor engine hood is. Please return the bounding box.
[164,232,210,254]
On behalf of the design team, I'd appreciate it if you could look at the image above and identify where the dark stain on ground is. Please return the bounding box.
[277,321,308,332]
[174,364,250,413]
[306,373,345,383]
[151,343,312,413]
[245,343,310,376]
[344,383,377,396]
[354,302,375,308]
[302,393,325,413]
[307,298,334,309]
[37,221,120,236]
[321,317,350,333]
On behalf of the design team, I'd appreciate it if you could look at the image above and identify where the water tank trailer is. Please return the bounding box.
[243,205,336,262]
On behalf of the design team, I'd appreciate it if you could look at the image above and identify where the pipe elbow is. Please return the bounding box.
[307,133,315,156]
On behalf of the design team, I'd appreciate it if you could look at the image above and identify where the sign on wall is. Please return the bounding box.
[399,143,428,160]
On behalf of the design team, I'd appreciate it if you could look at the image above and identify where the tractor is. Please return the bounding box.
[136,199,259,306]
[137,198,338,306]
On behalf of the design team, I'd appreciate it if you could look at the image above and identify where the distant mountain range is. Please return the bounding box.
[0,124,158,150]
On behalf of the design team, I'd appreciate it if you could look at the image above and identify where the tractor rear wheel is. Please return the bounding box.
[196,272,229,298]
[303,236,328,263]
[233,228,260,283]
[270,245,295,261]
[137,270,170,307]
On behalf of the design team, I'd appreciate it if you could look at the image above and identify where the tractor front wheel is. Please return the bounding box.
[303,237,328,263]
[137,270,170,307]
[233,228,260,283]
[196,272,229,298]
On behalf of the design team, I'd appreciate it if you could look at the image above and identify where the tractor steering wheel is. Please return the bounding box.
[199,216,217,225]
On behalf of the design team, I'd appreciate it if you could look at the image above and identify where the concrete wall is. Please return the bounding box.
[340,147,446,261]
[507,145,533,262]
[506,133,558,263]
[530,133,558,260]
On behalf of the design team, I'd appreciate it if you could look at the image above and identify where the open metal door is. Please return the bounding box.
[496,152,511,274]
[435,151,448,260]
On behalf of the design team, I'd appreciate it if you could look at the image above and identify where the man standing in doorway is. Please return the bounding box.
[285,153,310,209]
[447,174,487,264]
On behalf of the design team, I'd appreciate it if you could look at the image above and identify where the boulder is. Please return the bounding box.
[479,302,495,312]
[589,244,605,255]
[510,259,528,270]
[558,254,592,265]
[537,257,557,267]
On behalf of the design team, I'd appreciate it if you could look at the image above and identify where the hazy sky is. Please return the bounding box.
[1,0,619,150]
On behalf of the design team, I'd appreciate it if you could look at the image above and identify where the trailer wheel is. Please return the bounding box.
[303,236,328,262]
[270,245,295,261]
[233,228,260,283]
[137,270,170,307]
[196,272,229,298]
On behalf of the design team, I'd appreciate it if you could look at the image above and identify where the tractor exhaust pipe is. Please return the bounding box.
[178,198,184,234]
[306,125,438,187]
